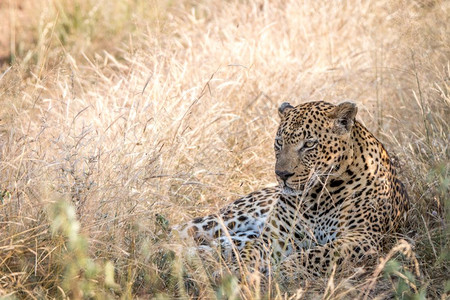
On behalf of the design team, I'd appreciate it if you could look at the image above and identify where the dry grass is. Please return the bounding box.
[0,0,448,298]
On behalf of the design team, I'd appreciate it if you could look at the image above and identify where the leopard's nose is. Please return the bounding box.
[275,170,294,182]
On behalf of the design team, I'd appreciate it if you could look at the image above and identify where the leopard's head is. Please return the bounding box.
[274,101,357,195]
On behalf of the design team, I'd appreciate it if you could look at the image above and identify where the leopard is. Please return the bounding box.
[173,100,410,280]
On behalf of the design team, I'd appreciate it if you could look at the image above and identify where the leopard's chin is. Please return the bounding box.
[280,185,304,196]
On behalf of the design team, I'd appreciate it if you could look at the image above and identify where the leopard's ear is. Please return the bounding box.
[328,102,357,134]
[278,102,294,118]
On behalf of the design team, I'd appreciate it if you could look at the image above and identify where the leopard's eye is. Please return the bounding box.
[305,141,315,148]
[274,136,283,151]
[303,140,318,149]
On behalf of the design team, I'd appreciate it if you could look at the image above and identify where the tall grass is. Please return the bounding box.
[0,0,448,298]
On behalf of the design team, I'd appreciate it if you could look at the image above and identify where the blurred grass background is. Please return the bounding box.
[0,0,448,298]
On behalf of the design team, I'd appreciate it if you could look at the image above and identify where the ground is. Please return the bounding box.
[0,0,448,299]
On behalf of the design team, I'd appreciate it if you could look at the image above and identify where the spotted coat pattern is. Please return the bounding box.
[173,101,409,278]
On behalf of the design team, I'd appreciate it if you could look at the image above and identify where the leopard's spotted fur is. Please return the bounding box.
[173,101,409,278]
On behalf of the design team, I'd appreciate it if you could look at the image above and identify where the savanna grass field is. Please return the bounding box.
[0,0,449,299]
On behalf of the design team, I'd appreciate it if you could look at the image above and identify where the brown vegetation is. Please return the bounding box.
[0,0,448,298]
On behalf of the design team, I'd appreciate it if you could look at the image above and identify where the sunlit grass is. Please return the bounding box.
[0,0,448,298]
